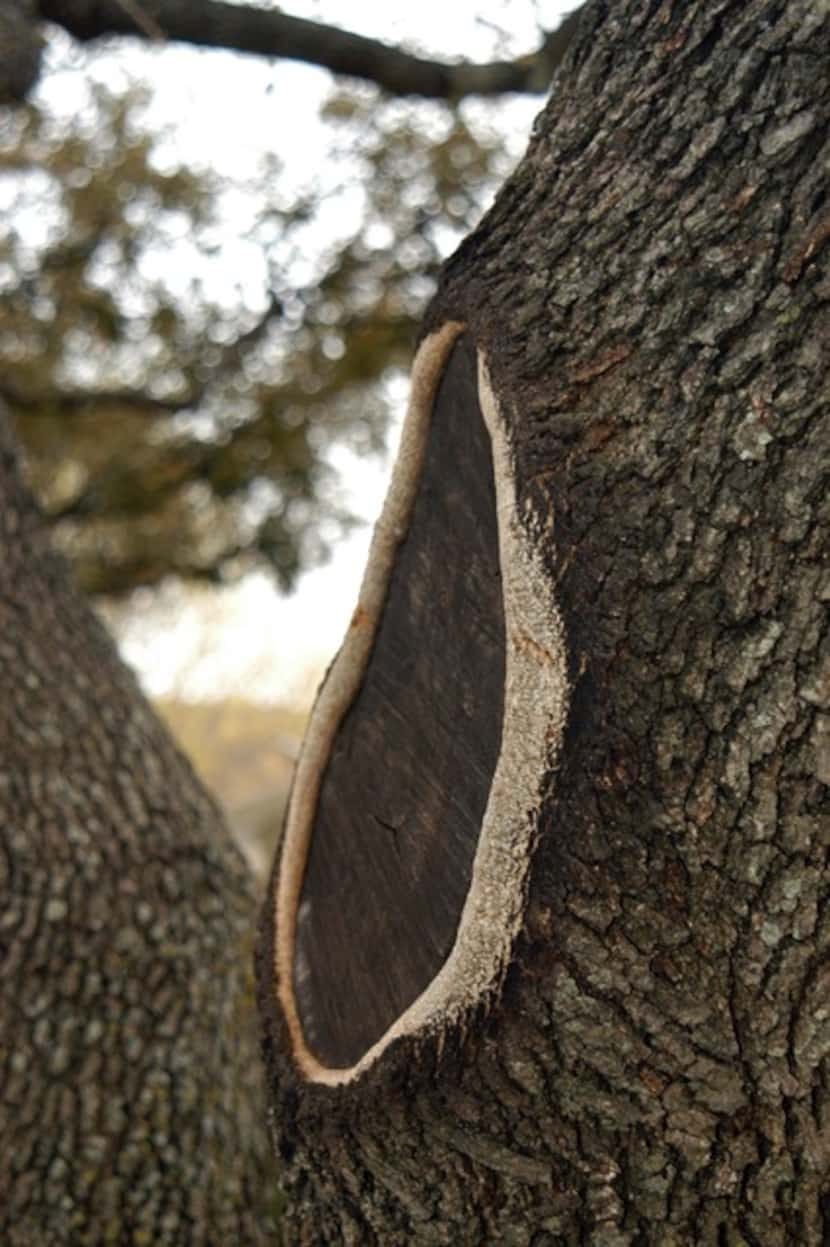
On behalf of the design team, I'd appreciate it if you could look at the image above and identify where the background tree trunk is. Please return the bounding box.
[259,1,830,1242]
[0,0,42,101]
[0,407,279,1242]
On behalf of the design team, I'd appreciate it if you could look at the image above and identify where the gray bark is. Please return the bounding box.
[0,411,279,1242]
[259,0,830,1242]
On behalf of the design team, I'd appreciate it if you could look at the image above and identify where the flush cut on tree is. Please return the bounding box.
[272,322,569,1085]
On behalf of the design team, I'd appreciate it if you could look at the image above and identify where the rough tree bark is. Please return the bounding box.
[259,1,830,1243]
[0,408,280,1243]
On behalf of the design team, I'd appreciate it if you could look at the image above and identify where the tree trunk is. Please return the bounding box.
[0,409,279,1242]
[258,1,830,1242]
[0,0,42,101]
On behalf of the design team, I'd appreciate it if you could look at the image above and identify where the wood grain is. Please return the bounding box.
[293,334,505,1068]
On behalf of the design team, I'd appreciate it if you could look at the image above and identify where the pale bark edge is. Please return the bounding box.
[273,325,570,1085]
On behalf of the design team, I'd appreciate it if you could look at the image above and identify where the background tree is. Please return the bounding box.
[2,2,567,597]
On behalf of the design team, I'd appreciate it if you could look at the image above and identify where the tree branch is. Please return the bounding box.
[36,0,583,99]
[0,296,283,419]
[73,545,249,594]
[0,382,202,415]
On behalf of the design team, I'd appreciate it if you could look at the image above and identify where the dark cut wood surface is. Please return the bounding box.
[293,334,506,1069]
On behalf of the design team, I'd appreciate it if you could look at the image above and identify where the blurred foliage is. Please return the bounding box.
[0,60,511,595]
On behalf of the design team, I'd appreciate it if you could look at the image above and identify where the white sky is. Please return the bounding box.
[41,1,573,705]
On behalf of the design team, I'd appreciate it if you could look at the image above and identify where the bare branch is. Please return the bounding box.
[112,0,165,41]
[0,382,203,415]
[36,0,583,99]
[73,547,249,594]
